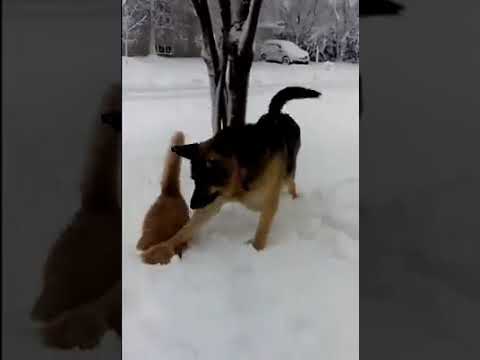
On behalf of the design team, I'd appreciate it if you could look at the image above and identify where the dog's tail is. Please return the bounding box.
[161,131,185,196]
[268,87,321,114]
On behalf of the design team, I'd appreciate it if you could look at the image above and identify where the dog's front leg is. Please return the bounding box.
[142,199,224,265]
[287,177,299,199]
[252,181,282,251]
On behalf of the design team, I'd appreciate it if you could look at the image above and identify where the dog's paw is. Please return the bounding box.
[42,305,108,350]
[142,244,175,265]
[245,238,254,245]
[252,242,266,251]
[245,238,266,251]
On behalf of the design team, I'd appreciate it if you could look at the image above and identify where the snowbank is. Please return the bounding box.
[123,56,355,95]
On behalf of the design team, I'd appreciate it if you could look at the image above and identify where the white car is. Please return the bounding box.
[259,40,310,64]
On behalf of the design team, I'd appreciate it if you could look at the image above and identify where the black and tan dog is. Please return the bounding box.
[142,87,321,265]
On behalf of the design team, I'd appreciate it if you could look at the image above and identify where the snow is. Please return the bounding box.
[122,56,346,94]
[123,57,358,360]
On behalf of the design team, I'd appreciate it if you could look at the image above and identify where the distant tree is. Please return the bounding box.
[328,0,360,61]
[170,0,199,52]
[279,0,330,46]
[259,0,282,23]
[337,0,359,61]
[342,0,359,62]
[342,25,359,62]
[122,0,149,57]
[305,27,337,62]
[148,0,174,55]
[191,0,264,133]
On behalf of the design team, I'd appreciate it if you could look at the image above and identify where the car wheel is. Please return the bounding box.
[282,56,291,65]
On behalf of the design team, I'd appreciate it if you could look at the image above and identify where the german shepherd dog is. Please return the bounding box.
[142,87,321,265]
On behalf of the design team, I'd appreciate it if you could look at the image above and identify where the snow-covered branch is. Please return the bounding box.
[190,0,220,82]
[219,0,232,32]
[239,0,263,55]
[191,0,265,131]
[126,13,148,33]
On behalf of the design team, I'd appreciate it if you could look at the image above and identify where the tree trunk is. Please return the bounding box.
[336,33,341,61]
[209,77,219,133]
[192,0,263,134]
[201,46,222,133]
[227,53,253,128]
[125,26,129,58]
[208,52,252,131]
[333,0,341,62]
[124,5,128,58]
[149,0,156,55]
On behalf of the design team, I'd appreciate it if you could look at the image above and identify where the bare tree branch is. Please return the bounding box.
[218,0,232,65]
[127,14,148,32]
[213,65,228,132]
[190,0,220,81]
[239,0,263,54]
[217,0,232,129]
[236,0,251,23]
[218,0,232,41]
[192,0,264,132]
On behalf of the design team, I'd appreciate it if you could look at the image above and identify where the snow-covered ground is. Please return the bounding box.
[123,57,359,360]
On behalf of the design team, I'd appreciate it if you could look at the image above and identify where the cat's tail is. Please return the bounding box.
[161,131,185,196]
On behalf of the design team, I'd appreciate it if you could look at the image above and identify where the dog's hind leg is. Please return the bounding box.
[286,155,299,199]
[286,139,300,199]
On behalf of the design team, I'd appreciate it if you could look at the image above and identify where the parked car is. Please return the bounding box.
[259,40,310,64]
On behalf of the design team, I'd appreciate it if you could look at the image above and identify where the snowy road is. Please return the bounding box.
[123,57,358,360]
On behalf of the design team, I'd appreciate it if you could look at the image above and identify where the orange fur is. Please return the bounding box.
[137,132,190,261]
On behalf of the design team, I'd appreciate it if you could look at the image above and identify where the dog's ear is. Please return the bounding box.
[171,143,199,160]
